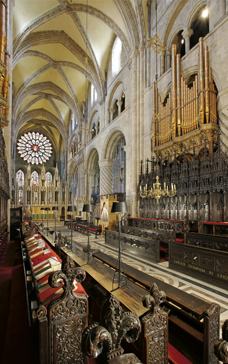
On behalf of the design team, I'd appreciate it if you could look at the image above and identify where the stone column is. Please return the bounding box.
[160,50,165,75]
[139,44,145,170]
[182,28,193,54]
[117,100,123,114]
[131,49,139,216]
[99,159,113,195]
[166,50,171,70]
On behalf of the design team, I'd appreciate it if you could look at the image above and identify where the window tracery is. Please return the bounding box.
[17,132,52,165]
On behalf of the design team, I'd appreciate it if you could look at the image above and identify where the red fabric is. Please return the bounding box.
[176,238,184,243]
[127,217,184,222]
[202,221,228,225]
[168,343,193,364]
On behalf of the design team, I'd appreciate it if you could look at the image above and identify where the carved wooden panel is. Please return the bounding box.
[170,241,228,284]
[47,261,88,364]
[105,230,160,262]
[186,232,228,252]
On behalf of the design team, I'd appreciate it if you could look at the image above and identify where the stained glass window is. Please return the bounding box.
[17,132,52,165]
[46,172,52,185]
[19,189,23,204]
[16,170,24,187]
[31,171,39,186]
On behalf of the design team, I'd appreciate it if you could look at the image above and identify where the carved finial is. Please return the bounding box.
[82,295,141,361]
[142,283,166,313]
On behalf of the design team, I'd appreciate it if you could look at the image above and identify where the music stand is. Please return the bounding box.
[111,201,128,289]
[52,206,58,243]
[82,203,93,263]
[67,205,76,250]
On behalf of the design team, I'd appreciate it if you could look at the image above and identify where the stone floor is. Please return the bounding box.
[42,221,228,337]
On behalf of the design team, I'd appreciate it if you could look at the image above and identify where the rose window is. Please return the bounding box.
[17,132,52,165]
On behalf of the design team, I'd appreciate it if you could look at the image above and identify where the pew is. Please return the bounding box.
[92,250,220,364]
[21,225,89,364]
[169,240,228,287]
[72,221,102,238]
[105,229,161,263]
[200,221,228,235]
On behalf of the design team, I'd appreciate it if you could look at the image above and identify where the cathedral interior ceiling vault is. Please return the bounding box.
[12,0,147,158]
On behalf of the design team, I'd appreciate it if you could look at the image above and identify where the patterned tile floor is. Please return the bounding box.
[43,221,228,336]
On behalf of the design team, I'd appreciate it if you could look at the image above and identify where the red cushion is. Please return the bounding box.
[168,343,193,364]
[176,238,184,243]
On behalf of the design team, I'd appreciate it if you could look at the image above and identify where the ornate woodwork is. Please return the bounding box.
[141,283,168,364]
[82,294,142,363]
[169,241,228,286]
[214,320,228,363]
[38,256,88,364]
[105,229,160,263]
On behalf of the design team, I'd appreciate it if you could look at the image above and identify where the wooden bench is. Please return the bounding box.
[169,240,228,287]
[72,221,102,238]
[200,221,228,235]
[186,232,228,252]
[92,250,220,364]
[105,229,160,263]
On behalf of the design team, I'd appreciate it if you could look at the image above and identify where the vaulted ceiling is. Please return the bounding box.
[13,0,148,151]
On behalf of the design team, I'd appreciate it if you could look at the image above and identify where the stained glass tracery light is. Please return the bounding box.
[17,132,52,165]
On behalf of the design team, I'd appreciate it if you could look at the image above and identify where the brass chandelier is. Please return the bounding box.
[140,176,176,204]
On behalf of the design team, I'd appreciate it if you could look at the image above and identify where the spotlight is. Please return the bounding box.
[181,39,184,44]
[202,8,208,18]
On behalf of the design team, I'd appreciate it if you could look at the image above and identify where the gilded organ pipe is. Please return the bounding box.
[177,54,181,137]
[171,44,177,139]
[199,37,205,126]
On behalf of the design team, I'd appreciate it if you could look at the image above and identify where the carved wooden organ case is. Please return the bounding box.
[138,38,228,222]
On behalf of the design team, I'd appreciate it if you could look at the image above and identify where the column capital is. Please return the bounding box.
[182,27,193,39]
[99,159,113,168]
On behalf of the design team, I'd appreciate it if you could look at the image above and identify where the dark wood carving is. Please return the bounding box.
[170,241,228,286]
[141,283,168,364]
[38,256,88,364]
[105,229,160,263]
[82,294,142,363]
[214,320,228,363]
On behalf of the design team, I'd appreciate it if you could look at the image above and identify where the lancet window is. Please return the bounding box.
[112,138,126,194]
[112,37,122,77]
[46,172,52,185]
[31,171,39,186]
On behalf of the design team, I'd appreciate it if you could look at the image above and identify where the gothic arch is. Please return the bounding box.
[13,4,131,57]
[89,110,99,130]
[15,109,67,148]
[163,1,189,46]
[85,147,99,171]
[13,81,80,123]
[108,81,125,111]
[185,0,207,29]
[166,25,185,54]
[101,128,126,160]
